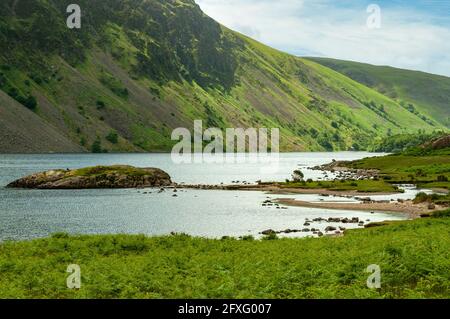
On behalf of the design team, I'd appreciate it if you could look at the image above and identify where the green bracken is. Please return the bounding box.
[0,210,449,299]
[281,180,399,193]
[70,165,153,178]
[347,154,450,189]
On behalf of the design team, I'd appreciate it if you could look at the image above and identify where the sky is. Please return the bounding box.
[195,0,450,77]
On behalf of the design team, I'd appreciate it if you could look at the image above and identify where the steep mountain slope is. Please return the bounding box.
[0,0,445,153]
[0,90,84,153]
[307,57,450,128]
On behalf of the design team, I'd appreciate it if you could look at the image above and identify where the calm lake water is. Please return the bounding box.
[0,152,417,241]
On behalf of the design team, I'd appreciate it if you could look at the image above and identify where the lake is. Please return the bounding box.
[0,152,417,241]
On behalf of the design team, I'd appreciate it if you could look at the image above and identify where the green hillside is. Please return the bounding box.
[308,57,450,128]
[0,0,446,153]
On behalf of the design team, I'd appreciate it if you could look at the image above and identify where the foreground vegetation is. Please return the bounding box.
[0,210,449,299]
[281,179,399,193]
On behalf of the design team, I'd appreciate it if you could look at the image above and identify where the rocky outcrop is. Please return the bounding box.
[7,165,172,189]
[312,160,379,180]
[423,134,450,150]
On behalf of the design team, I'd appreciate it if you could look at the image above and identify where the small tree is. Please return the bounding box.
[91,138,103,153]
[96,100,106,110]
[106,131,118,144]
[23,95,37,110]
[292,170,304,182]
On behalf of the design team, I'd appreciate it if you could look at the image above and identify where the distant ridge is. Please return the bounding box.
[307,57,450,128]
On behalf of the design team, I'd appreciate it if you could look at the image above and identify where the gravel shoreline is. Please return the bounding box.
[274,198,444,219]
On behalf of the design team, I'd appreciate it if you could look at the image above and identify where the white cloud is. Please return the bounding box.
[196,0,450,77]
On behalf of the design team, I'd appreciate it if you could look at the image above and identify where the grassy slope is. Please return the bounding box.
[307,57,450,128]
[281,180,398,193]
[368,132,449,152]
[0,214,448,299]
[345,148,450,190]
[0,0,444,153]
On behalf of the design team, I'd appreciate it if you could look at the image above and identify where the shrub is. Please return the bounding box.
[414,192,430,204]
[318,138,333,151]
[432,209,450,218]
[106,131,119,144]
[100,73,129,99]
[22,95,37,110]
[91,138,103,153]
[414,193,450,205]
[30,74,43,85]
[309,128,318,138]
[149,87,160,98]
[51,232,70,239]
[7,87,19,99]
[292,170,304,182]
[263,233,278,241]
[7,87,37,110]
[0,72,5,87]
[96,100,106,110]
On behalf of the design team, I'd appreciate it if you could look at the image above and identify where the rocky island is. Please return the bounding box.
[7,165,172,189]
